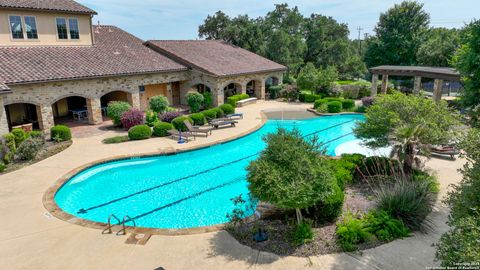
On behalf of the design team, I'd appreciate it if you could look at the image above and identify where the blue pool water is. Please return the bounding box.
[55,114,364,229]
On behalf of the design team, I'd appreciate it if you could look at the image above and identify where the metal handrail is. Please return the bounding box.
[117,215,136,235]
[102,214,121,234]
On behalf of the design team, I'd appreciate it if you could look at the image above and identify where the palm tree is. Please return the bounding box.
[389,123,429,176]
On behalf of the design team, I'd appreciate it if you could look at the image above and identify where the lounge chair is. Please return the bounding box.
[184,120,213,137]
[168,129,195,142]
[429,145,460,160]
[208,119,238,129]
[227,113,244,120]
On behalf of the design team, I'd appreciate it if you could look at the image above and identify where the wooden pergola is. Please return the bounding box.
[369,65,461,101]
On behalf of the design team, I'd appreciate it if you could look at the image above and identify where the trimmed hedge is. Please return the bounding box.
[202,109,217,120]
[324,97,343,103]
[341,99,355,110]
[300,93,323,103]
[219,104,235,115]
[50,125,72,141]
[153,122,173,137]
[171,116,193,132]
[211,107,224,118]
[190,113,206,126]
[314,99,328,109]
[327,101,342,113]
[227,94,250,107]
[128,125,152,140]
[27,130,43,140]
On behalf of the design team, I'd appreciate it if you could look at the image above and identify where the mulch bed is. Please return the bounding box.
[1,140,72,175]
[226,184,381,257]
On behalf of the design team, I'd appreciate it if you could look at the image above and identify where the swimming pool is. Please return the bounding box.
[54,114,364,229]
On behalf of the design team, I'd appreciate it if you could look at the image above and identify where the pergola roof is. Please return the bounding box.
[369,65,461,81]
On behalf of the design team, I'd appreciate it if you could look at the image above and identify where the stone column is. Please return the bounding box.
[37,104,54,135]
[254,80,264,99]
[127,91,141,109]
[381,74,389,94]
[371,74,379,96]
[413,76,422,94]
[214,87,224,106]
[433,79,443,102]
[239,83,247,95]
[0,97,9,135]
[166,83,173,104]
[87,98,103,125]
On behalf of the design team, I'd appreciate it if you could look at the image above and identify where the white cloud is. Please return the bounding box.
[78,0,479,40]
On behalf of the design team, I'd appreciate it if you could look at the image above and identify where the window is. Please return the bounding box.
[56,18,68,39]
[24,16,38,39]
[9,15,24,39]
[68,18,80,39]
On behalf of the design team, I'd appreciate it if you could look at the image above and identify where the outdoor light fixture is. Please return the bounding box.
[253,227,268,242]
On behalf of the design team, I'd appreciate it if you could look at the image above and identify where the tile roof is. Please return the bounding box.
[0,0,97,14]
[0,82,10,92]
[0,25,188,85]
[145,40,287,77]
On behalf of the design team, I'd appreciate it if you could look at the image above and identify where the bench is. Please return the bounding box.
[168,130,195,142]
[236,97,257,107]
[227,113,244,120]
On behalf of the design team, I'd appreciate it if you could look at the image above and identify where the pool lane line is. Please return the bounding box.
[123,176,245,224]
[76,120,357,214]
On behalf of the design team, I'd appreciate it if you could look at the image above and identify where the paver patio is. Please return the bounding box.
[0,101,462,270]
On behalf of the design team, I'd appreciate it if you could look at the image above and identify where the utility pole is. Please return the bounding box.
[357,26,364,54]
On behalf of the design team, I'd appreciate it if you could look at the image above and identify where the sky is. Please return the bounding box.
[78,0,479,40]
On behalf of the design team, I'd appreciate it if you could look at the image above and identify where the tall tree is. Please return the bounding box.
[198,11,232,41]
[453,20,480,126]
[364,1,430,67]
[417,28,460,67]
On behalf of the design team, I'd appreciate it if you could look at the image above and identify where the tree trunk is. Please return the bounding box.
[295,208,303,225]
[403,142,415,176]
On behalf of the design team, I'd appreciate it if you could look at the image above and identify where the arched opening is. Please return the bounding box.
[4,103,40,131]
[52,96,88,125]
[100,91,129,108]
[265,76,280,99]
[246,80,262,98]
[193,84,211,94]
[223,82,241,102]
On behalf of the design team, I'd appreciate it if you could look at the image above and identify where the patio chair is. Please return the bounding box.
[227,113,244,120]
[168,129,195,142]
[183,120,213,137]
[208,119,238,129]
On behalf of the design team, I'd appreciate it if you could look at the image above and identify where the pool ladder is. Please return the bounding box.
[102,214,136,235]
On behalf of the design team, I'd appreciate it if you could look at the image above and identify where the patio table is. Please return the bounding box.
[69,108,88,121]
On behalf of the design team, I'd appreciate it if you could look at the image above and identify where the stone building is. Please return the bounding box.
[0,0,286,135]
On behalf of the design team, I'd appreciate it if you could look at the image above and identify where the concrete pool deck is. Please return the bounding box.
[0,100,463,270]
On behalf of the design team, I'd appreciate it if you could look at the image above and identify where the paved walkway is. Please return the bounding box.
[0,101,462,270]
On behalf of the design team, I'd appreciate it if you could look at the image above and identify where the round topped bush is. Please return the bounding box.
[190,113,206,126]
[201,109,217,121]
[145,110,159,127]
[341,99,355,110]
[153,122,173,137]
[120,108,145,130]
[11,128,27,147]
[128,125,152,140]
[327,101,342,113]
[171,116,193,131]
[107,101,131,126]
[149,95,169,114]
[50,125,72,141]
[219,104,235,115]
[211,107,224,118]
[314,99,328,109]
[186,92,204,113]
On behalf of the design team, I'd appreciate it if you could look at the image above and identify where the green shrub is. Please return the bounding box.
[218,104,235,115]
[202,109,217,121]
[292,221,314,245]
[239,93,249,99]
[149,95,169,114]
[27,131,43,140]
[227,96,241,107]
[211,107,224,118]
[171,116,193,132]
[127,125,152,140]
[202,92,213,109]
[145,110,159,127]
[364,210,410,242]
[11,128,27,147]
[313,99,328,109]
[2,133,16,164]
[0,162,5,172]
[375,180,435,231]
[336,213,373,251]
[107,101,131,126]
[340,153,366,167]
[355,105,366,113]
[324,97,343,102]
[316,104,328,113]
[186,92,204,113]
[189,113,206,126]
[16,137,43,161]
[436,216,480,266]
[357,156,401,178]
[153,122,173,137]
[304,94,323,103]
[327,101,342,113]
[102,136,129,144]
[268,85,283,99]
[341,99,355,110]
[50,125,72,142]
[309,183,345,223]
